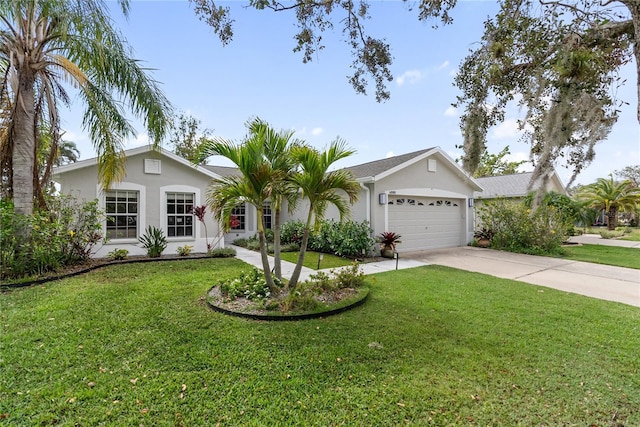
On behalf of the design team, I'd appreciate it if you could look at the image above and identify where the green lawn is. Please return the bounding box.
[1,259,639,425]
[280,250,354,270]
[620,228,640,241]
[560,244,640,269]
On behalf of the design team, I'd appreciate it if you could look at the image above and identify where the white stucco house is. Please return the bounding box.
[53,145,483,257]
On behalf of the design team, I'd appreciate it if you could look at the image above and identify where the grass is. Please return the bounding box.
[1,259,639,425]
[279,250,354,270]
[560,244,640,269]
[620,228,640,241]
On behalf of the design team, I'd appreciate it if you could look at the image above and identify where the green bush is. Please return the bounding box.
[107,248,129,260]
[280,219,376,258]
[0,196,103,280]
[208,247,236,258]
[280,289,320,313]
[176,245,193,256]
[600,230,624,239]
[477,199,569,255]
[280,242,301,252]
[217,267,277,301]
[232,238,249,247]
[332,262,365,288]
[138,226,167,258]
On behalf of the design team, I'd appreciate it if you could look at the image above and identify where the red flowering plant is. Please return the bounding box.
[228,215,241,230]
[190,205,211,251]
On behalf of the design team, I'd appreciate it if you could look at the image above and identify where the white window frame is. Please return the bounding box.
[230,203,246,231]
[99,182,146,243]
[160,185,201,241]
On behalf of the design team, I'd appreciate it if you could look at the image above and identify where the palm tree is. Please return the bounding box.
[578,176,640,230]
[287,139,360,289]
[0,0,171,215]
[201,128,281,292]
[247,118,300,281]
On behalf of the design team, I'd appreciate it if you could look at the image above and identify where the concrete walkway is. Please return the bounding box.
[231,245,426,283]
[403,246,640,308]
[567,233,640,248]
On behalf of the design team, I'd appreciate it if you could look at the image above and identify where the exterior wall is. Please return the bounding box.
[55,151,221,257]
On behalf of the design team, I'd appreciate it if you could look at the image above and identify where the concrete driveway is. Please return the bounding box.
[403,246,640,308]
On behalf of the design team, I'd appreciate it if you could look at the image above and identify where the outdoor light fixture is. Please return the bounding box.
[468,198,474,207]
[317,253,324,270]
[379,193,387,205]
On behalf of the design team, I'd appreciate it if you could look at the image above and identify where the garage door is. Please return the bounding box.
[388,196,463,251]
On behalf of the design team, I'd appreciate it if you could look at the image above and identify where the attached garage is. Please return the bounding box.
[388,196,464,252]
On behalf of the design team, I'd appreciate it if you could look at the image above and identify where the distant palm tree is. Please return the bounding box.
[287,140,360,289]
[202,128,281,292]
[578,176,640,230]
[0,0,171,214]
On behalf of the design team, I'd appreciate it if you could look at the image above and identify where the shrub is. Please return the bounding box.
[280,289,320,313]
[476,199,569,255]
[232,238,249,247]
[208,247,236,258]
[305,271,336,292]
[599,230,624,239]
[0,196,103,280]
[176,245,193,256]
[280,219,376,258]
[138,226,167,258]
[280,242,300,252]
[107,248,129,260]
[217,267,276,301]
[332,262,365,288]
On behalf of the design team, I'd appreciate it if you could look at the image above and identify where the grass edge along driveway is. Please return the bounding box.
[0,258,638,426]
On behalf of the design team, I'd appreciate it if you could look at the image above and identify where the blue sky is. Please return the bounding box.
[63,0,639,186]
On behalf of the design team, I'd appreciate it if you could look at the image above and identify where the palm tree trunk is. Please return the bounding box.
[12,72,36,215]
[273,208,282,280]
[288,209,313,290]
[256,207,277,292]
[607,206,618,230]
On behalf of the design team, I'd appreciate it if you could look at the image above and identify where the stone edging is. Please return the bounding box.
[1,255,216,291]
[206,287,370,321]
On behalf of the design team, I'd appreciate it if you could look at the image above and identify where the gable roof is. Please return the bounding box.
[344,147,483,191]
[52,145,222,180]
[474,171,566,199]
[344,148,433,178]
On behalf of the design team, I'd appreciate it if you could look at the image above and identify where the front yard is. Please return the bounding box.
[1,258,638,425]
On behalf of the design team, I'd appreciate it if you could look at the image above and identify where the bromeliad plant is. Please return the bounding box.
[378,231,401,258]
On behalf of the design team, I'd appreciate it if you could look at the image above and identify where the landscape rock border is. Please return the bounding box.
[206,286,370,321]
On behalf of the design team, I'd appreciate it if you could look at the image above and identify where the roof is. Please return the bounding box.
[52,145,222,180]
[344,148,433,178]
[474,171,566,199]
[201,165,242,178]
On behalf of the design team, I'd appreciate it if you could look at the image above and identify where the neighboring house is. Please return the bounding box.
[474,171,566,203]
[53,146,483,257]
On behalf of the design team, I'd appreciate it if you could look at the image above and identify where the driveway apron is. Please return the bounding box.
[403,246,640,308]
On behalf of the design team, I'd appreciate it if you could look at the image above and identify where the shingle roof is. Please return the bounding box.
[342,148,434,178]
[201,165,242,178]
[474,172,535,198]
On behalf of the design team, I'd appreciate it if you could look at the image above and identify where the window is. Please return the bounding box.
[105,190,139,239]
[262,202,272,230]
[231,204,246,230]
[167,192,194,237]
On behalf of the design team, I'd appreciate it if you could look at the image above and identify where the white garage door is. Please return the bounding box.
[388,196,463,251]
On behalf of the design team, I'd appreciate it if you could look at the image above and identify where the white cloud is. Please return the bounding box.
[491,119,522,139]
[506,151,533,171]
[444,106,458,117]
[311,127,323,136]
[436,60,450,70]
[125,133,150,149]
[396,70,422,86]
[386,151,395,158]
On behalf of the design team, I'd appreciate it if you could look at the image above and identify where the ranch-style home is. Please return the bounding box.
[53,145,485,257]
